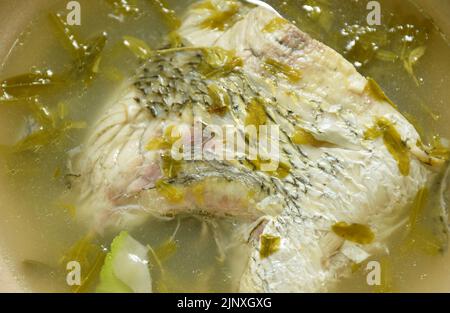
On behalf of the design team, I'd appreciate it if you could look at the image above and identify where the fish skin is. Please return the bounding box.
[72,0,446,292]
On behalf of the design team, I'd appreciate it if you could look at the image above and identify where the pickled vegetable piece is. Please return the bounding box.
[200,47,243,78]
[365,78,397,109]
[207,83,230,116]
[123,36,152,59]
[259,234,281,259]
[200,0,240,31]
[332,222,375,245]
[60,233,106,293]
[263,58,302,83]
[106,0,140,16]
[148,0,181,30]
[49,13,84,57]
[245,98,267,128]
[263,17,289,33]
[291,127,330,147]
[161,154,181,179]
[1,71,65,98]
[146,125,181,151]
[364,118,410,176]
[155,179,184,203]
[154,239,177,262]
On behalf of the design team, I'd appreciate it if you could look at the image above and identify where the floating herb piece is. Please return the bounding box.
[148,0,181,30]
[207,83,230,116]
[259,234,281,259]
[200,47,243,78]
[332,222,374,245]
[76,33,108,83]
[154,239,177,262]
[1,70,65,98]
[200,0,241,31]
[155,179,184,203]
[271,161,291,179]
[263,17,289,33]
[105,0,140,17]
[49,13,83,58]
[263,58,302,83]
[365,78,397,109]
[403,46,426,85]
[291,127,330,147]
[375,49,399,62]
[245,98,267,128]
[422,136,450,161]
[123,36,152,59]
[401,187,446,255]
[13,108,86,153]
[50,13,108,84]
[364,117,410,176]
[146,125,181,151]
[60,233,107,293]
[248,157,291,179]
[161,154,181,179]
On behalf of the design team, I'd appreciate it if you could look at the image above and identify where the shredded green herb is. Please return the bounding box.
[364,117,410,176]
[1,70,65,98]
[148,0,181,30]
[332,222,374,245]
[199,0,241,31]
[200,47,243,78]
[123,36,152,59]
[263,58,302,83]
[155,179,184,203]
[263,17,289,33]
[291,127,331,147]
[105,0,140,17]
[207,83,230,116]
[60,233,106,293]
[365,78,397,109]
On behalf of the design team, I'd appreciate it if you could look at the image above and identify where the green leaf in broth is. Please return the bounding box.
[148,0,181,30]
[60,233,107,293]
[22,259,56,276]
[72,33,108,83]
[154,239,178,262]
[4,97,87,153]
[199,47,243,78]
[1,71,66,98]
[364,78,398,109]
[403,46,426,85]
[123,36,152,59]
[199,0,241,31]
[49,13,84,58]
[399,187,447,256]
[50,11,108,83]
[105,0,141,17]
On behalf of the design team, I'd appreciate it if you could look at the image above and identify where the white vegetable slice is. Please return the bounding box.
[97,231,152,293]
